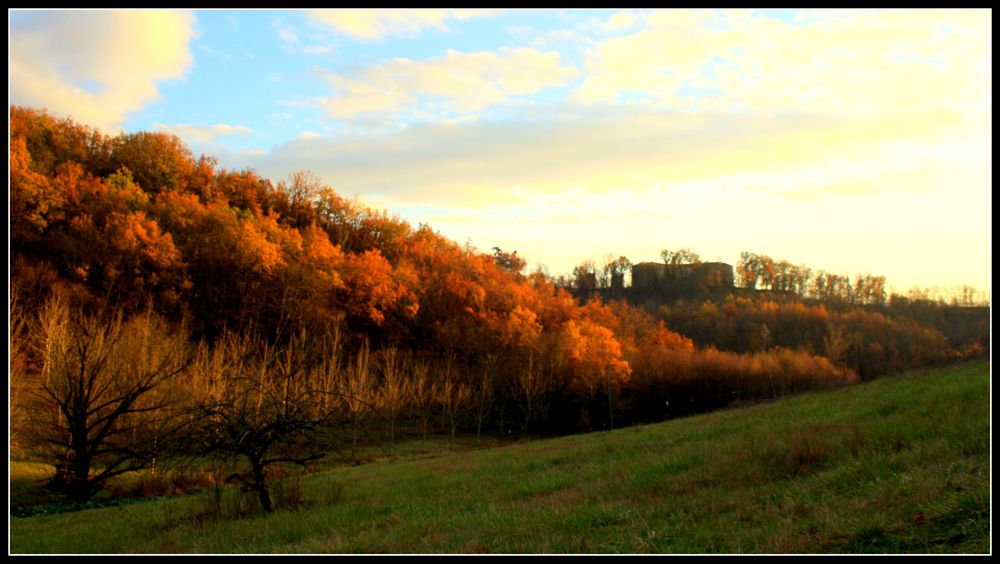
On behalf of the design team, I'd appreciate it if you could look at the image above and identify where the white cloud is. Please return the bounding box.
[235,108,888,205]
[276,24,299,43]
[210,92,988,289]
[602,12,640,33]
[572,8,990,122]
[322,47,578,121]
[274,19,337,54]
[306,9,502,41]
[9,10,196,132]
[507,23,592,51]
[153,122,253,144]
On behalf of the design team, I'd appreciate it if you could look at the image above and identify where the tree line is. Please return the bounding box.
[564,247,988,361]
[8,105,987,513]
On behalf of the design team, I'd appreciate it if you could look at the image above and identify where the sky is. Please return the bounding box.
[8,9,992,296]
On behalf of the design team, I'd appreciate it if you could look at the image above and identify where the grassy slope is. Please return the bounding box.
[9,360,990,555]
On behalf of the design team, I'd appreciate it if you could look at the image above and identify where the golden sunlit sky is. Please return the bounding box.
[9,9,992,295]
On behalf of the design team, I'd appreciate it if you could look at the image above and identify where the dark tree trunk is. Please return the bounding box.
[68,424,94,503]
[250,458,273,513]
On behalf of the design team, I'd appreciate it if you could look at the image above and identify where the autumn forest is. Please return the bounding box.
[8,106,990,513]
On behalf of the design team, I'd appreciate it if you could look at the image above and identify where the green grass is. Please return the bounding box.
[9,360,990,554]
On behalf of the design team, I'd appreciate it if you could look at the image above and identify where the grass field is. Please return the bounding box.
[8,359,990,554]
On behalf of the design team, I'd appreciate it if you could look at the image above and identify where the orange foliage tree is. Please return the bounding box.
[11,105,974,450]
[559,318,631,430]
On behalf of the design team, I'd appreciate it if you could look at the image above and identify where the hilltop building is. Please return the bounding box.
[632,262,733,294]
[570,260,735,303]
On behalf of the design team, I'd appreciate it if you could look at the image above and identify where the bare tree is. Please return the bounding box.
[28,298,192,503]
[339,341,377,460]
[511,352,549,436]
[190,329,345,513]
[409,358,438,448]
[438,357,471,449]
[471,356,496,446]
[601,255,632,290]
[376,346,408,457]
[572,260,598,291]
[281,169,325,226]
[9,287,32,449]
[661,248,701,269]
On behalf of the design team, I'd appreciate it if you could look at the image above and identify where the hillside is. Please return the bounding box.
[8,105,988,524]
[10,359,990,554]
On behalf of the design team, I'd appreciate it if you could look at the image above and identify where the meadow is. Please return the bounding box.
[9,359,990,555]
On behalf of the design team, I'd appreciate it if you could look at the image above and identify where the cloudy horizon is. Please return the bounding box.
[9,9,992,295]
